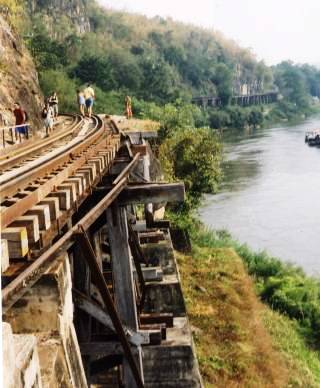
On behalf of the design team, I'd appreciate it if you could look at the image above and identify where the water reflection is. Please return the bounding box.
[200,116,320,275]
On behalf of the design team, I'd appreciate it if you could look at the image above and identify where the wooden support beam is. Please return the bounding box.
[96,182,185,205]
[75,228,144,388]
[73,289,151,346]
[107,204,144,387]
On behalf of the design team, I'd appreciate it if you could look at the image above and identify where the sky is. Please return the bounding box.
[97,0,320,66]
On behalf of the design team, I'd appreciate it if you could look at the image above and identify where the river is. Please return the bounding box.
[199,116,320,275]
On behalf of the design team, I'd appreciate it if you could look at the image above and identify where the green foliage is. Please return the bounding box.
[39,69,78,111]
[273,61,312,111]
[27,34,69,70]
[159,127,222,209]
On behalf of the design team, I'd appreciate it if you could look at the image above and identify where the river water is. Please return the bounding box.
[199,116,320,275]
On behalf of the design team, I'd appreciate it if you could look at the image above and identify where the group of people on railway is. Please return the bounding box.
[1,84,134,144]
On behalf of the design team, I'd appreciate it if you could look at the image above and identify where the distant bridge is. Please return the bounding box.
[192,92,278,108]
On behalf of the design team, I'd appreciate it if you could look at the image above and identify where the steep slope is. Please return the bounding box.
[177,246,320,387]
[0,14,43,128]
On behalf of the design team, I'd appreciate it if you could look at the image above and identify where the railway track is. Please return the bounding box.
[0,114,83,171]
[1,114,125,305]
[1,113,189,388]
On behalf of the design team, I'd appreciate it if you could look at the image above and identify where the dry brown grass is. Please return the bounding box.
[177,247,289,388]
[111,115,160,132]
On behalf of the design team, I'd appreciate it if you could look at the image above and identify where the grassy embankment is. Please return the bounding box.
[174,222,320,387]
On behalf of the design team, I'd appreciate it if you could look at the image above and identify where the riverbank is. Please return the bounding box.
[171,215,320,386]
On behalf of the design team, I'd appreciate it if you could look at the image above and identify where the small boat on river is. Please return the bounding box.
[305,130,320,145]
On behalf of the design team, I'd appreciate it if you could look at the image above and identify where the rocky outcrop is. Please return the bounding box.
[0,15,43,129]
[27,0,90,35]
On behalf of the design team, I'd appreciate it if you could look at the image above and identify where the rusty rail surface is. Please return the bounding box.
[0,114,82,169]
[0,115,106,228]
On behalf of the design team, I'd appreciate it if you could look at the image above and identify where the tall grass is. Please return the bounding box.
[169,212,320,346]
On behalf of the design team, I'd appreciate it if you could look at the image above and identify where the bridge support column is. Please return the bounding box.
[107,204,144,387]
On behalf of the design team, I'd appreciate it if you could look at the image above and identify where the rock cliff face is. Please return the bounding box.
[28,0,90,35]
[0,15,43,129]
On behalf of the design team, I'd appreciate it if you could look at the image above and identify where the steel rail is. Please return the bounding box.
[0,114,100,190]
[0,115,81,169]
[0,115,106,228]
[0,114,81,164]
[2,153,140,309]
[0,115,90,186]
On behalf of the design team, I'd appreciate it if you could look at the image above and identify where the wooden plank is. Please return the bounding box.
[26,205,51,231]
[39,197,61,221]
[88,159,101,175]
[65,177,83,196]
[10,215,40,243]
[139,231,165,244]
[77,166,95,185]
[107,205,139,330]
[140,313,174,328]
[74,172,89,190]
[107,205,144,387]
[72,173,89,194]
[131,144,147,156]
[1,239,9,272]
[1,227,28,258]
[48,190,70,210]
[58,182,77,203]
[118,183,185,205]
[91,156,105,171]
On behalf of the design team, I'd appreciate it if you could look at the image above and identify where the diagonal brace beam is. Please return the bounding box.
[75,226,144,388]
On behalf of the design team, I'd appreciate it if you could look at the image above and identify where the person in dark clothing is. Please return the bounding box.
[12,102,27,140]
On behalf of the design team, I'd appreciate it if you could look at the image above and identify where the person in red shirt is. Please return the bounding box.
[13,102,27,140]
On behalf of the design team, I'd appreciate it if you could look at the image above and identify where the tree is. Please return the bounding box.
[159,127,222,209]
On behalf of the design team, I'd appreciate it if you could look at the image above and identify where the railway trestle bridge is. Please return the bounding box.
[1,114,203,387]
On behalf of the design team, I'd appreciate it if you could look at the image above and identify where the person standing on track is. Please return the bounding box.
[125,95,132,119]
[42,100,54,137]
[12,102,27,141]
[77,89,85,117]
[83,83,95,118]
[49,91,59,119]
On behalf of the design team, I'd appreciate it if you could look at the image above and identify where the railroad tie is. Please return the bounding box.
[39,197,61,221]
[48,190,71,210]
[88,159,102,176]
[26,205,51,231]
[73,173,88,192]
[65,177,84,196]
[98,151,110,169]
[57,182,77,204]
[77,165,96,185]
[1,239,9,272]
[10,215,40,244]
[1,226,28,259]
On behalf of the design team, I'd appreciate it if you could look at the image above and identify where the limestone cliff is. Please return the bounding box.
[27,0,90,36]
[0,15,43,129]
